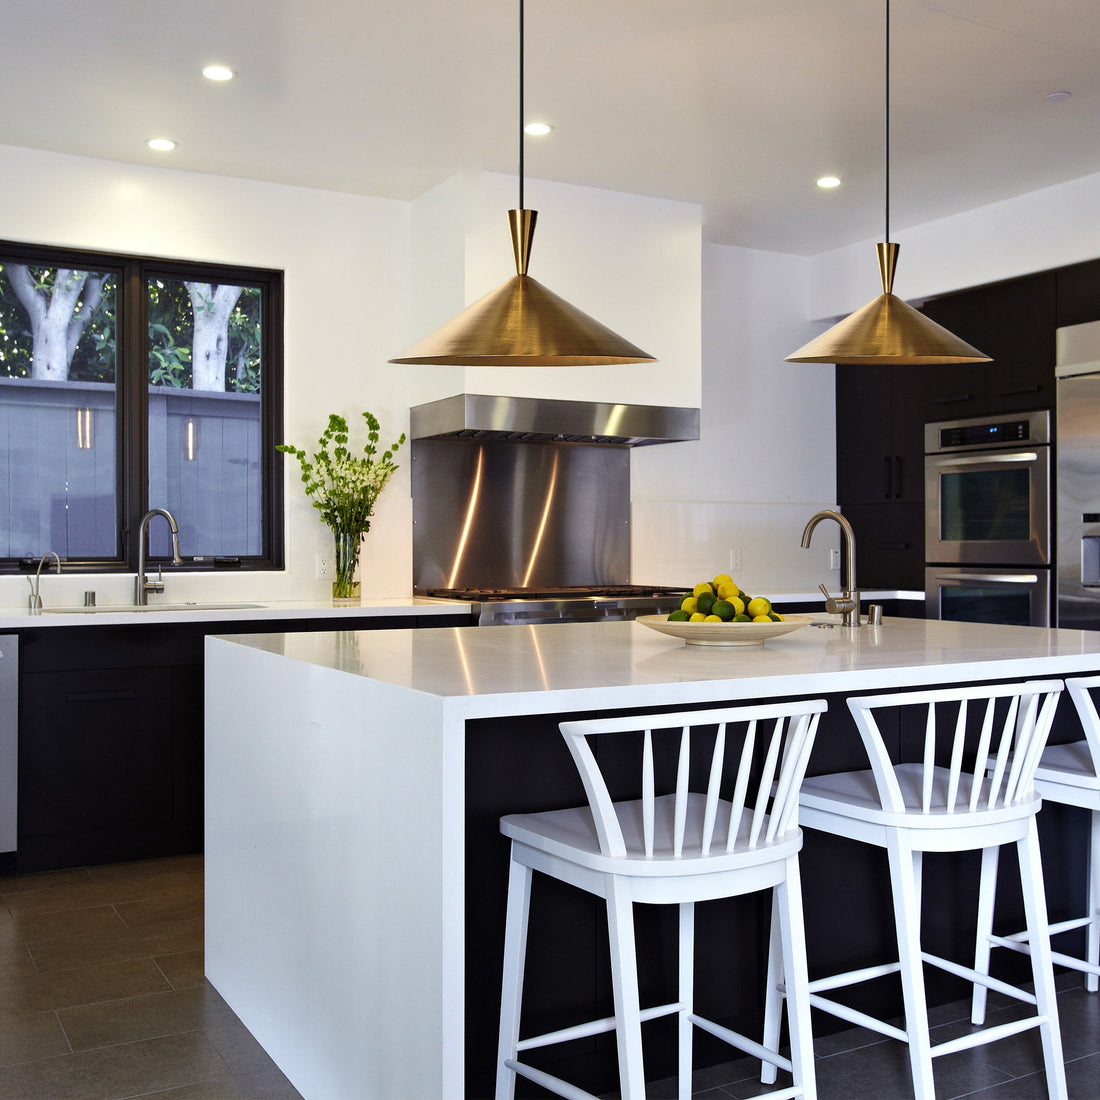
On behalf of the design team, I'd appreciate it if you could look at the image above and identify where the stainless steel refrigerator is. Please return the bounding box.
[1056,321,1100,629]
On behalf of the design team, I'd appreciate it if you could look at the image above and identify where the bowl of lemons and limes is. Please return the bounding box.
[636,574,812,647]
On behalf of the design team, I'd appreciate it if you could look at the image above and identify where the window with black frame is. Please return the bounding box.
[0,243,283,571]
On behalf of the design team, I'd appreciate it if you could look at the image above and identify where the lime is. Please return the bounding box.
[668,609,689,622]
[768,612,782,622]
[733,612,750,622]
[697,591,717,615]
[711,599,734,621]
[746,596,772,617]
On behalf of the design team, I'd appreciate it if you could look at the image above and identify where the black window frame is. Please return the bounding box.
[0,240,284,574]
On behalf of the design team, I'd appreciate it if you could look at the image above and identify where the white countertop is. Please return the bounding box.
[0,596,469,629]
[216,615,1100,720]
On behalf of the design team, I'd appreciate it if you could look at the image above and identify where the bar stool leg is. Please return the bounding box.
[1088,809,1100,993]
[1017,824,1068,1100]
[778,856,816,1100]
[760,889,784,1087]
[606,876,646,1100]
[887,836,935,1100]
[678,901,694,1100]
[971,844,1001,1026]
[496,853,533,1100]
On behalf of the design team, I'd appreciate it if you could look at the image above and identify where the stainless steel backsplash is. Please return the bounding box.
[411,439,630,592]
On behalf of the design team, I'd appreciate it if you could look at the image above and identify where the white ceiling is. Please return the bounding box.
[4,0,1100,255]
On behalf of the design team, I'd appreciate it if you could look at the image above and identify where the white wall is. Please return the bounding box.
[631,243,840,592]
[0,142,412,606]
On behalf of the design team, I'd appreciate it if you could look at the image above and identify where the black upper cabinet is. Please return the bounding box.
[919,273,1056,419]
[1056,258,1100,328]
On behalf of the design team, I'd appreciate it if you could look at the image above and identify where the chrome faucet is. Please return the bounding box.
[135,508,182,605]
[801,509,861,627]
[27,551,61,612]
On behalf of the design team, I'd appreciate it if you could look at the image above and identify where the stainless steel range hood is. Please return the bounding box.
[410,394,699,447]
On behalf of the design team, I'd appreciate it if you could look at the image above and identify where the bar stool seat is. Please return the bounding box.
[972,674,1100,1008]
[766,680,1067,1100]
[495,699,827,1100]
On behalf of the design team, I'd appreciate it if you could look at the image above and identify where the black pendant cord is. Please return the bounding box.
[519,0,525,211]
[880,0,888,243]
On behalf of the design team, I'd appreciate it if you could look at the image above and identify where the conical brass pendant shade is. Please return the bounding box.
[390,210,655,365]
[786,243,991,364]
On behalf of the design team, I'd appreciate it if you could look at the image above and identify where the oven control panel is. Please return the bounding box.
[925,409,1050,454]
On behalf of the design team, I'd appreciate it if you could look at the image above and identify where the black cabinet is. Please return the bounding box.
[1055,258,1100,329]
[17,612,470,872]
[838,502,925,590]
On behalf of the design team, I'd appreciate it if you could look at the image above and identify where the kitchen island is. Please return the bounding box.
[204,616,1100,1099]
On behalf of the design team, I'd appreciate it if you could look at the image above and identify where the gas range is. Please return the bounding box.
[427,585,688,626]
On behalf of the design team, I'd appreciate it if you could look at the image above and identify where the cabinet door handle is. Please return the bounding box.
[66,690,136,703]
[996,383,1041,397]
[934,392,973,405]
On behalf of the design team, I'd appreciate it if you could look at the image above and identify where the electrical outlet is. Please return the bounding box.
[729,547,743,572]
[316,553,334,579]
[829,548,841,570]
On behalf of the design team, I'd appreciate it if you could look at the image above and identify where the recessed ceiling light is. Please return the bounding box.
[147,138,177,152]
[202,64,235,82]
[1046,90,1071,102]
[816,175,841,189]
[524,122,552,136]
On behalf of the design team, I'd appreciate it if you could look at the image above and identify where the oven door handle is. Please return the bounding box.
[932,452,1038,468]
[932,572,1040,584]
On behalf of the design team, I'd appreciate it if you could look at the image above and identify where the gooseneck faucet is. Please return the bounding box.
[801,509,862,627]
[135,508,182,605]
[27,551,61,612]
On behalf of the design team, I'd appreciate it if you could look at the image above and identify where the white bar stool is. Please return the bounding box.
[495,698,827,1100]
[772,680,1066,1100]
[972,673,1100,1016]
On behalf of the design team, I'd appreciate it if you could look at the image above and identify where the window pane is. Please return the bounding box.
[146,278,264,558]
[0,262,119,559]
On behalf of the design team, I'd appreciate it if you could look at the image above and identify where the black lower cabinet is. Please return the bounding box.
[17,613,470,873]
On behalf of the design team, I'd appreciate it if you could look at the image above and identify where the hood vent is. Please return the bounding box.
[410,394,699,447]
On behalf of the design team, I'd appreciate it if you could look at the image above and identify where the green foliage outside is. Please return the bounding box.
[0,264,262,393]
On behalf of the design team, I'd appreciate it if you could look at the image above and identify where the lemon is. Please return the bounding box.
[667,609,689,622]
[689,611,707,622]
[704,613,723,623]
[712,572,733,590]
[746,596,772,617]
[730,596,746,615]
[697,591,717,615]
[693,581,715,598]
[717,582,739,601]
[680,595,698,614]
[711,599,734,621]
[752,613,772,623]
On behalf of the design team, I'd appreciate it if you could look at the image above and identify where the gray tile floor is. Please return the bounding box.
[1,854,1096,1098]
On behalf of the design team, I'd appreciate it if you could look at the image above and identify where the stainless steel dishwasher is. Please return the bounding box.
[0,635,16,857]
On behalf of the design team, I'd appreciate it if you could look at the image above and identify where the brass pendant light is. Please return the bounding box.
[786,0,990,365]
[390,0,655,366]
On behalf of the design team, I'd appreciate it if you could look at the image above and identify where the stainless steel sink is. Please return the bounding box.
[40,602,266,614]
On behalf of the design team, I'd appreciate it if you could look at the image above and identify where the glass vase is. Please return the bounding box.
[331,526,363,605]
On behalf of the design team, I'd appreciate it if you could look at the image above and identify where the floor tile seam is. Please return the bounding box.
[25,924,206,972]
[54,1006,76,1056]
[61,1022,216,1058]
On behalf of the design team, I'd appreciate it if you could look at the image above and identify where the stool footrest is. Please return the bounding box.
[506,1058,600,1100]
[516,1001,680,1052]
[988,932,1100,977]
[922,950,1037,1005]
[931,1013,1049,1058]
[807,960,900,993]
[689,1012,793,1073]
[807,992,909,1043]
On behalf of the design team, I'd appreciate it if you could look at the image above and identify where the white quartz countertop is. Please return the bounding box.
[0,596,469,629]
[212,615,1100,721]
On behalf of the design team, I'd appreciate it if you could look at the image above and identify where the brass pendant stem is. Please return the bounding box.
[509,209,537,276]
[877,241,899,295]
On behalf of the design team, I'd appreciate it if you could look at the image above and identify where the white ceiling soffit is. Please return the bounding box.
[1,0,1100,255]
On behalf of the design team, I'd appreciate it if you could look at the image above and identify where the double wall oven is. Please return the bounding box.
[923,410,1051,627]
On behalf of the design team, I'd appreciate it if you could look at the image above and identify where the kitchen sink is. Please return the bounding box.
[40,602,266,614]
